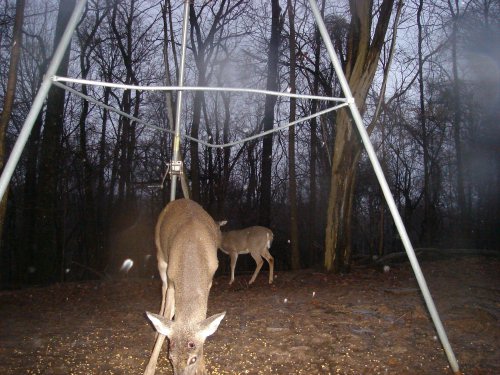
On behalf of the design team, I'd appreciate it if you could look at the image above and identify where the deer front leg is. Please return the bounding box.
[229,252,238,285]
[144,283,175,375]
[143,333,167,375]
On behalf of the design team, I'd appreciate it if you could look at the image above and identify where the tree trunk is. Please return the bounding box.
[188,3,213,202]
[190,89,203,202]
[287,0,300,270]
[35,0,76,283]
[19,111,44,285]
[77,58,98,276]
[417,0,437,245]
[309,0,325,266]
[246,142,258,208]
[0,0,25,282]
[449,1,467,236]
[97,84,111,270]
[218,93,231,217]
[259,0,281,227]
[324,0,395,272]
[325,108,360,272]
[76,8,108,276]
[110,0,140,236]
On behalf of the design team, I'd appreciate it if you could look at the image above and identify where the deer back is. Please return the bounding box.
[221,225,273,254]
[155,199,220,313]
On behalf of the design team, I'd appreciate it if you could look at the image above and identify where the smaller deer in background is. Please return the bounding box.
[219,225,274,285]
[144,199,225,375]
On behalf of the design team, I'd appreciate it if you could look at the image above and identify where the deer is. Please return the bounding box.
[218,225,274,285]
[144,198,226,375]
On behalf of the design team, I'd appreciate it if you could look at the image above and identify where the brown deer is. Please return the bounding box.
[144,199,225,375]
[219,225,274,285]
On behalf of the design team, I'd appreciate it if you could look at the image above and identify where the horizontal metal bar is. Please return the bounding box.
[53,81,171,134]
[216,102,346,148]
[52,76,347,103]
[55,80,346,149]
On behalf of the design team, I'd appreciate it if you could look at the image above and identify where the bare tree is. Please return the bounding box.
[0,0,25,244]
[306,0,327,265]
[324,0,395,272]
[417,0,439,243]
[75,0,109,274]
[286,0,300,270]
[35,0,76,283]
[188,0,249,202]
[447,0,467,234]
[259,0,282,227]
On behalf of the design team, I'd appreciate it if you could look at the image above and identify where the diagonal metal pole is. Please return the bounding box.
[308,0,460,373]
[0,0,87,202]
[169,0,190,202]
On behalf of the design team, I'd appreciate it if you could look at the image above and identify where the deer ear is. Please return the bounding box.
[146,311,173,337]
[198,312,226,339]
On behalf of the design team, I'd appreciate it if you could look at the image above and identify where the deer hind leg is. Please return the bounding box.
[249,251,264,284]
[262,248,274,284]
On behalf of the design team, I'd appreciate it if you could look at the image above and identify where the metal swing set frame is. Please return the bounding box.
[0,0,460,372]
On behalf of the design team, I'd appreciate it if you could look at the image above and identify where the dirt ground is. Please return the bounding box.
[0,253,498,375]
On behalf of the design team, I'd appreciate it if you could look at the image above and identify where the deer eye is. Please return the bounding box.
[188,356,197,365]
[187,341,196,349]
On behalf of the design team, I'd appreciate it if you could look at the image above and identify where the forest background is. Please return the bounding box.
[0,0,498,287]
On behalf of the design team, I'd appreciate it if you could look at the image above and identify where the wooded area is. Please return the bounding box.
[0,0,498,287]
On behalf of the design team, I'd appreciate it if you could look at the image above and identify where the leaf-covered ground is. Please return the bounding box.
[0,254,498,374]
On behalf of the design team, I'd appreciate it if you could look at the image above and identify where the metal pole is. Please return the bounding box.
[308,0,460,373]
[0,0,87,202]
[169,0,190,202]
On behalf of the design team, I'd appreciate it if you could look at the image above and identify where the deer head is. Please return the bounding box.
[146,311,225,375]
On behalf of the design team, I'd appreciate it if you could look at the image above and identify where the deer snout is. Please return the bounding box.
[172,356,206,375]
